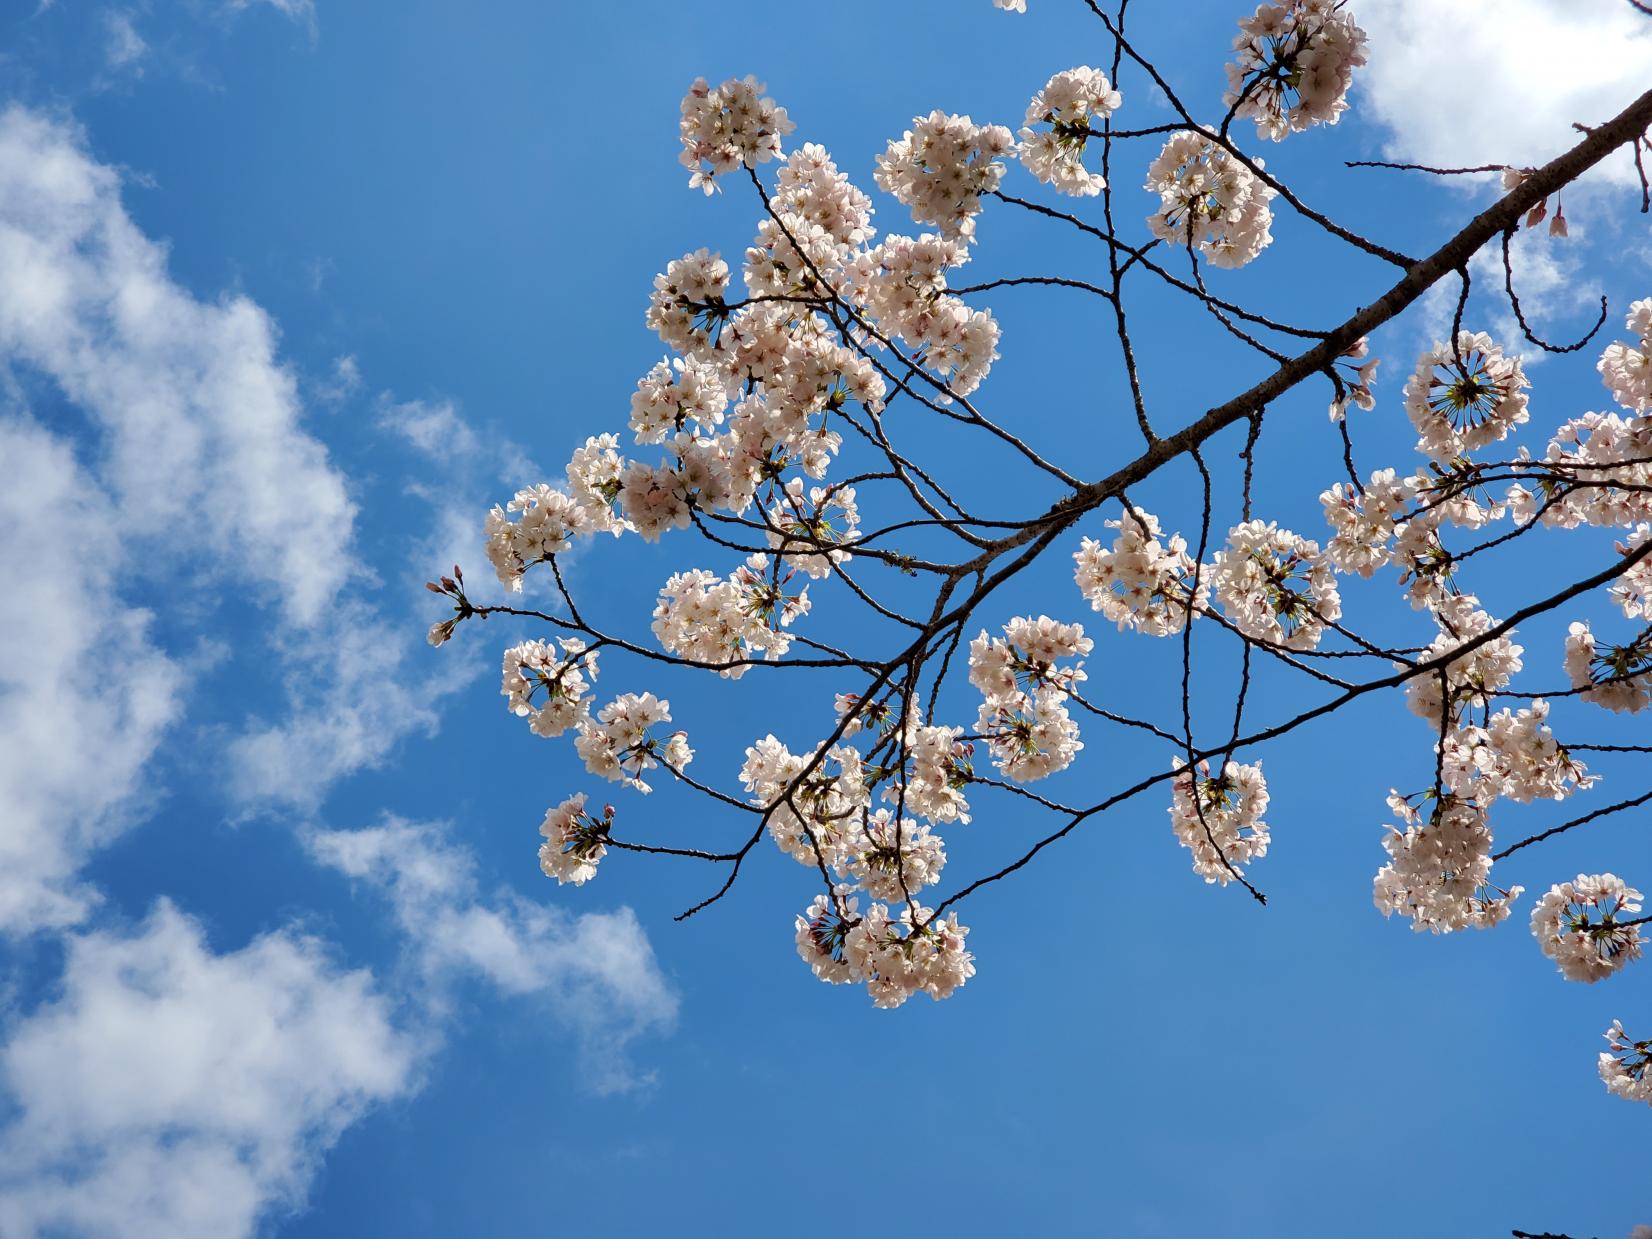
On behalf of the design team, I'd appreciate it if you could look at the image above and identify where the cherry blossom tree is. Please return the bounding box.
[428,0,1652,1193]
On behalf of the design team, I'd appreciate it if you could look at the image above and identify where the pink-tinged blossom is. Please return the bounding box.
[875,111,1014,241]
[679,76,794,194]
[846,232,1001,398]
[1564,620,1652,714]
[842,901,975,1008]
[651,554,810,676]
[575,693,691,794]
[1225,0,1368,141]
[484,484,591,591]
[740,736,868,867]
[538,793,611,886]
[1600,1020,1652,1105]
[844,808,947,901]
[647,248,732,357]
[766,479,858,578]
[1169,759,1271,886]
[501,637,598,738]
[1437,701,1594,807]
[1210,520,1341,649]
[1017,67,1122,196]
[1145,130,1276,268]
[1599,298,1652,413]
[1405,595,1523,724]
[565,434,631,535]
[1373,792,1522,934]
[1530,874,1644,983]
[629,355,729,445]
[1403,332,1530,461]
[1074,511,1206,636]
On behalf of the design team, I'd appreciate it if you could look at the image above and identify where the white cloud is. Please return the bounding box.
[1358,0,1652,186]
[307,818,678,1094]
[377,395,480,460]
[0,106,355,626]
[0,901,418,1239]
[227,607,462,812]
[101,11,148,70]
[223,0,316,28]
[0,419,183,934]
[312,352,361,405]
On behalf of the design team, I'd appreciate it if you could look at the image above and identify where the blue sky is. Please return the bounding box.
[1,1,1650,1236]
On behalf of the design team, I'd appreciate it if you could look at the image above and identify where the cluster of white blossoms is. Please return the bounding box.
[1225,0,1368,141]
[484,484,591,591]
[1169,759,1271,885]
[1210,520,1341,649]
[1074,510,1206,636]
[1017,66,1121,196]
[629,355,728,444]
[647,248,730,355]
[741,735,870,866]
[538,793,612,886]
[501,637,598,738]
[900,724,974,825]
[1145,129,1276,267]
[652,554,809,676]
[574,693,692,793]
[1512,410,1652,530]
[843,809,948,901]
[795,889,974,1008]
[1599,298,1652,412]
[969,616,1090,781]
[766,480,859,578]
[1437,700,1594,807]
[1320,467,1410,577]
[1612,526,1652,620]
[992,0,1026,10]
[679,75,794,194]
[846,231,1001,397]
[1403,332,1530,461]
[1404,594,1524,725]
[1564,620,1652,714]
[1373,793,1522,934]
[875,111,1014,241]
[1600,1020,1652,1105]
[1530,874,1644,983]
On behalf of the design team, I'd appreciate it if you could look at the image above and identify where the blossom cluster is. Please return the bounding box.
[1169,759,1271,885]
[795,889,975,1008]
[652,554,809,675]
[1600,1020,1652,1105]
[1403,332,1530,461]
[1225,0,1369,140]
[1145,130,1276,268]
[1372,793,1521,934]
[679,75,793,194]
[969,616,1091,781]
[1437,701,1594,807]
[1599,298,1652,412]
[1209,520,1341,649]
[1530,874,1644,983]
[875,111,1014,241]
[1074,511,1205,636]
[539,793,612,886]
[1017,67,1121,196]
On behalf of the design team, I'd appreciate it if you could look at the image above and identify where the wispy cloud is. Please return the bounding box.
[0,901,418,1238]
[0,419,183,933]
[308,818,679,1094]
[1359,0,1652,188]
[0,106,355,626]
